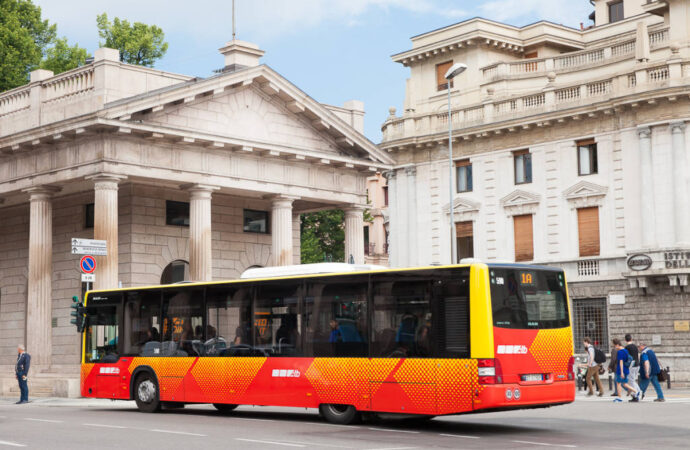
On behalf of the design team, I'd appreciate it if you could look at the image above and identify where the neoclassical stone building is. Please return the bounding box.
[0,41,392,394]
[381,0,690,380]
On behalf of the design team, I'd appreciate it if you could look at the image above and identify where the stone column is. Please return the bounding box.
[406,166,417,265]
[344,206,366,265]
[671,121,690,245]
[638,127,656,248]
[271,196,297,266]
[186,184,219,281]
[87,174,126,290]
[24,185,60,366]
[384,171,396,265]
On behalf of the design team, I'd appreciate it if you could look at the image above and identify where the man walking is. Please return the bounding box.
[638,342,665,402]
[15,345,30,404]
[612,338,637,402]
[624,334,641,401]
[582,337,603,396]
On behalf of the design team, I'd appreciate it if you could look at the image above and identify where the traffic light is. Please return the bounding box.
[70,295,86,333]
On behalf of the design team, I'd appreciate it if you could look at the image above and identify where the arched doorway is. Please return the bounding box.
[160,260,190,284]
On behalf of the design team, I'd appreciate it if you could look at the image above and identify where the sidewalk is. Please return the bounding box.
[0,396,135,408]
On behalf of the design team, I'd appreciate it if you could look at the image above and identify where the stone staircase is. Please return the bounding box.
[0,365,80,398]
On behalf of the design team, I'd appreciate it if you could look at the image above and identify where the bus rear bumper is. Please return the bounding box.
[475,381,575,410]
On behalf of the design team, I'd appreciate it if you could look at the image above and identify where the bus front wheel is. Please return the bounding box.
[134,374,161,413]
[319,404,360,425]
[213,403,238,413]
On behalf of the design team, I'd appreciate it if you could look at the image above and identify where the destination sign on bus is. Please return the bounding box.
[519,271,536,286]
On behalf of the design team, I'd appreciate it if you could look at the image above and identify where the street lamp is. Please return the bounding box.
[445,62,467,265]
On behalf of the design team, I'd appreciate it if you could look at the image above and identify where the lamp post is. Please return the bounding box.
[444,62,467,265]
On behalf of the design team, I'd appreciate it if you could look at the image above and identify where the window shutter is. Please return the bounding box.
[513,214,534,261]
[436,61,453,90]
[578,207,600,257]
[455,221,473,238]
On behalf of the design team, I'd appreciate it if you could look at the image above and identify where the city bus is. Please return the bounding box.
[79,262,575,424]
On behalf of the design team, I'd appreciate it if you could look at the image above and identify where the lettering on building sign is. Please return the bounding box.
[664,251,690,269]
[627,254,652,271]
[674,320,690,332]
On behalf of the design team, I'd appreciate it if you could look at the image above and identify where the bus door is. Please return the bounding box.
[369,273,437,415]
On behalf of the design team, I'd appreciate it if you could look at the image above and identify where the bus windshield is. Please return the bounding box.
[489,267,569,329]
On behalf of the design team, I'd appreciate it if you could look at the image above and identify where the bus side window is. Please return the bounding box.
[254,281,303,357]
[205,285,251,356]
[434,268,470,358]
[123,290,161,357]
[161,288,204,357]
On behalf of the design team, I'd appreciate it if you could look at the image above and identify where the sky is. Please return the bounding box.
[33,0,594,143]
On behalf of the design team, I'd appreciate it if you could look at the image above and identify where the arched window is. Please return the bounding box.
[160,260,190,284]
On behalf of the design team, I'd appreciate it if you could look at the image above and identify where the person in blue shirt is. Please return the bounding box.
[612,338,638,402]
[328,320,342,343]
[638,342,665,402]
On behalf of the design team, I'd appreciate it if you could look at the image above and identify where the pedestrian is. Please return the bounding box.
[607,343,619,396]
[612,338,638,402]
[15,344,30,404]
[581,337,604,397]
[624,334,641,400]
[638,342,665,402]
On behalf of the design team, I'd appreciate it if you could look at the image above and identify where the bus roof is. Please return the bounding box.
[240,263,388,279]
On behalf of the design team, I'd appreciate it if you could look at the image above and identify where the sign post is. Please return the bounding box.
[79,255,97,292]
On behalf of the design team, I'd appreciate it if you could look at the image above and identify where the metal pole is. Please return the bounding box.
[448,83,457,264]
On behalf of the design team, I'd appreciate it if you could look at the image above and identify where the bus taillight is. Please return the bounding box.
[567,356,575,380]
[478,358,503,384]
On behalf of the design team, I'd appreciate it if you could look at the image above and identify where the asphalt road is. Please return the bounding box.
[1,392,689,449]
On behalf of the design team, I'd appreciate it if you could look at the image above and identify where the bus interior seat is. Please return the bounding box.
[141,341,161,356]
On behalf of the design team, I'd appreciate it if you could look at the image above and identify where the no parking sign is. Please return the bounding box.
[80,255,96,274]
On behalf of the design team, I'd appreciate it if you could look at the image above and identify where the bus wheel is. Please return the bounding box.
[319,404,360,425]
[134,374,161,413]
[213,403,238,413]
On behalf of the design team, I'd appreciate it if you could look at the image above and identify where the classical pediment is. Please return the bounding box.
[500,189,541,208]
[563,180,608,200]
[443,196,481,214]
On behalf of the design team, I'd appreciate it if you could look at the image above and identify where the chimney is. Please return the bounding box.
[218,40,265,73]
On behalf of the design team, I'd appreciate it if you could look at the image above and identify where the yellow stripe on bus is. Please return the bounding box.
[470,263,494,359]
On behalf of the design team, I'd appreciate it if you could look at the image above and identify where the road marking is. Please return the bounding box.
[233,417,276,422]
[0,441,26,448]
[235,438,305,447]
[440,433,480,439]
[363,447,418,450]
[367,427,420,434]
[150,429,207,437]
[23,418,62,423]
[512,440,576,448]
[307,422,357,429]
[83,423,128,429]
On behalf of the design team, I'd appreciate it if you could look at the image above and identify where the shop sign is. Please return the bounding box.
[664,251,690,269]
[627,254,652,271]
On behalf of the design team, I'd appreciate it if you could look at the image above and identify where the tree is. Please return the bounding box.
[300,210,345,264]
[0,0,56,91]
[40,37,89,75]
[96,13,168,67]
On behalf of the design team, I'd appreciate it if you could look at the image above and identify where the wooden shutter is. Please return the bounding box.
[436,61,453,90]
[514,214,534,261]
[578,207,600,257]
[456,221,473,238]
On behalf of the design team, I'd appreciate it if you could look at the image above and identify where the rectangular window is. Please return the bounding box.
[577,139,598,176]
[383,186,389,206]
[455,159,472,192]
[513,214,534,262]
[371,272,433,358]
[161,288,204,356]
[166,200,189,226]
[364,226,370,255]
[205,284,252,356]
[304,276,368,357]
[436,61,454,91]
[572,298,609,350]
[123,290,161,356]
[243,209,269,234]
[514,150,532,184]
[85,203,94,229]
[456,221,474,262]
[577,207,600,257]
[84,293,122,363]
[254,281,303,356]
[609,1,624,23]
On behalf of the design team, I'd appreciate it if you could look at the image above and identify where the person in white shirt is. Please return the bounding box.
[581,337,603,397]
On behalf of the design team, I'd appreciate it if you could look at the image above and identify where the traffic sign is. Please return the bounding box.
[81,273,95,283]
[80,255,96,274]
[71,238,107,256]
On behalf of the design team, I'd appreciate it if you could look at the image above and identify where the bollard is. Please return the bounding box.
[608,373,613,391]
[666,366,671,390]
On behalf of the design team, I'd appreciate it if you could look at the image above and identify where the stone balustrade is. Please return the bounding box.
[41,66,95,104]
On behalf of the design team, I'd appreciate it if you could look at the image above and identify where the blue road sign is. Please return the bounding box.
[80,255,96,274]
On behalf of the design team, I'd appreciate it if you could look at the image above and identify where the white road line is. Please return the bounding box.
[512,440,577,448]
[367,427,420,434]
[363,447,418,450]
[0,441,26,448]
[150,429,207,437]
[235,438,305,447]
[233,417,276,422]
[83,423,128,429]
[440,433,480,439]
[23,418,63,423]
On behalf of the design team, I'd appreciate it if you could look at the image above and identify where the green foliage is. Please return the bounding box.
[0,0,56,91]
[96,13,168,67]
[300,210,345,264]
[40,37,89,75]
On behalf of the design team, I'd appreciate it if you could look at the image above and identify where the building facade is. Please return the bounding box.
[381,0,690,380]
[0,41,392,395]
[364,172,389,266]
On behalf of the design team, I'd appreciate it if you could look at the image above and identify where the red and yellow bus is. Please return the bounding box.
[79,262,575,424]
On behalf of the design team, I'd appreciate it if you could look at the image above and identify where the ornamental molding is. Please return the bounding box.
[563,180,607,209]
[443,196,481,214]
[500,189,540,216]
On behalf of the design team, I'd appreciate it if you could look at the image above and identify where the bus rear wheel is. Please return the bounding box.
[213,403,238,413]
[134,374,161,413]
[319,404,360,425]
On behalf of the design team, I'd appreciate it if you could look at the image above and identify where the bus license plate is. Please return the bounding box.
[522,374,543,382]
